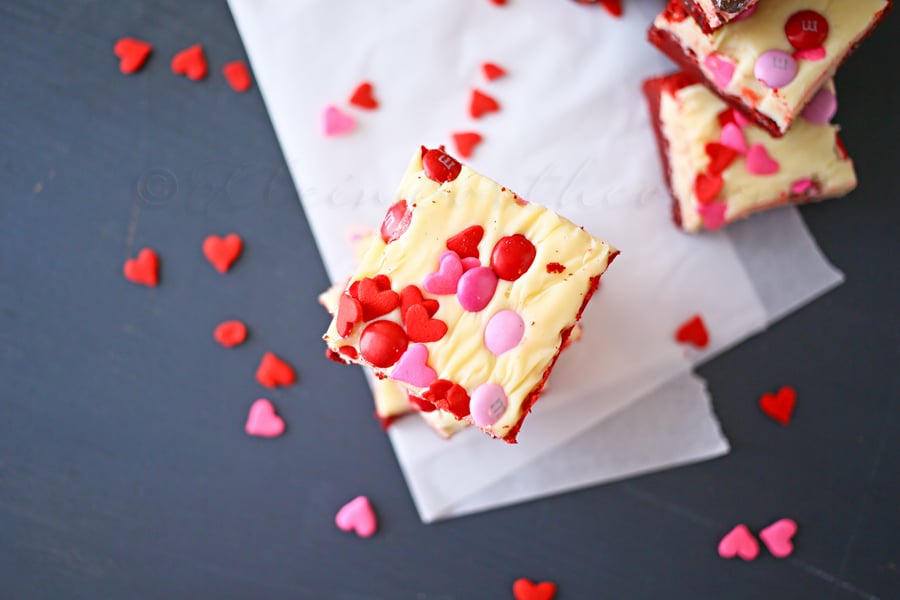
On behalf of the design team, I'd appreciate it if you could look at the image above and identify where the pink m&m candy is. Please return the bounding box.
[470,383,508,426]
[457,266,498,312]
[801,87,837,124]
[785,11,829,50]
[484,310,525,356]
[754,50,798,89]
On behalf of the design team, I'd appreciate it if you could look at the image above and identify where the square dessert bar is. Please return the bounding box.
[680,0,760,34]
[643,72,856,233]
[323,147,617,443]
[650,0,892,137]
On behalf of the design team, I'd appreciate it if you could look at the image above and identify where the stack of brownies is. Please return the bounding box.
[643,0,891,232]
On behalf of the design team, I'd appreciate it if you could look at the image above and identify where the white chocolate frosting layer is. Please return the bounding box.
[655,0,889,132]
[659,80,856,232]
[324,149,616,440]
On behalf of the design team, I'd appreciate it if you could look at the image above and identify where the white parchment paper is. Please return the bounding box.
[229,0,842,522]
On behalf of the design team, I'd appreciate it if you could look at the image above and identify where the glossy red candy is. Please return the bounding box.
[380,199,412,244]
[490,234,536,281]
[785,11,829,50]
[422,146,462,183]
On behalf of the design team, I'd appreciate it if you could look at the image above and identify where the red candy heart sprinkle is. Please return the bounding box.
[349,81,379,110]
[446,225,484,260]
[222,60,252,92]
[675,315,709,349]
[400,285,439,324]
[512,578,558,600]
[451,132,483,159]
[404,304,448,343]
[170,44,208,80]
[202,233,243,273]
[599,0,623,17]
[255,352,296,388]
[214,320,247,347]
[705,143,739,175]
[336,293,363,338]
[359,320,408,368]
[481,62,507,81]
[423,379,471,418]
[380,199,412,244]
[469,89,500,119]
[123,248,159,287]
[114,38,152,74]
[694,172,724,205]
[357,277,400,321]
[759,386,796,425]
[422,146,462,183]
[491,234,536,281]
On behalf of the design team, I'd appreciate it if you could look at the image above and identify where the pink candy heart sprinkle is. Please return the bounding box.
[704,54,736,88]
[335,496,377,538]
[322,105,355,137]
[760,518,798,558]
[745,144,779,175]
[390,344,437,388]
[718,524,760,561]
[720,122,748,154]
[244,399,285,438]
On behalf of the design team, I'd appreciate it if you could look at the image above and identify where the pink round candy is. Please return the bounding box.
[801,87,837,124]
[469,383,508,426]
[484,310,525,356]
[754,50,798,89]
[456,266,497,312]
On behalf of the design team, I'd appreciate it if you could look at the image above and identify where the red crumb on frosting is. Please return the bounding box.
[545,262,566,274]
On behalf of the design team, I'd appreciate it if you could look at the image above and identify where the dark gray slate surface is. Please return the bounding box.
[0,1,896,598]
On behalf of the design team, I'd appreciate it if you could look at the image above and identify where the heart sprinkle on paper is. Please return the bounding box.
[255,352,297,388]
[170,44,208,80]
[214,320,248,347]
[675,315,709,349]
[202,233,243,273]
[244,399,285,438]
[481,62,506,81]
[114,38,152,74]
[222,61,252,92]
[718,524,759,561]
[469,89,501,119]
[123,248,160,287]
[759,386,796,425]
[349,82,379,110]
[335,496,377,538]
[322,105,356,137]
[451,132,483,159]
[512,578,558,600]
[759,518,798,558]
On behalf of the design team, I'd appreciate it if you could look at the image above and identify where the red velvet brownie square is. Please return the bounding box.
[650,0,892,137]
[643,72,856,232]
[680,0,760,34]
[323,147,617,443]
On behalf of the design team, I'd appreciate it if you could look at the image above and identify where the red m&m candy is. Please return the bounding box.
[422,146,462,183]
[785,11,829,50]
[359,320,408,368]
[490,234,536,281]
[380,199,412,244]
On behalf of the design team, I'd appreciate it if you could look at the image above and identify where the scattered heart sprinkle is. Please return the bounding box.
[718,524,759,561]
[759,518,798,558]
[451,132,483,159]
[170,44,208,80]
[114,37,152,74]
[202,233,243,274]
[759,386,796,425]
[675,314,709,349]
[214,320,248,348]
[481,62,506,81]
[469,89,501,119]
[323,105,356,137]
[245,398,285,438]
[512,578,558,600]
[256,352,297,388]
[335,496,377,538]
[123,248,160,287]
[349,81,379,110]
[223,60,252,92]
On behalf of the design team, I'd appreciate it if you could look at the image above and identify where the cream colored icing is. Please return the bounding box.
[659,80,856,232]
[655,0,888,133]
[323,150,616,439]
